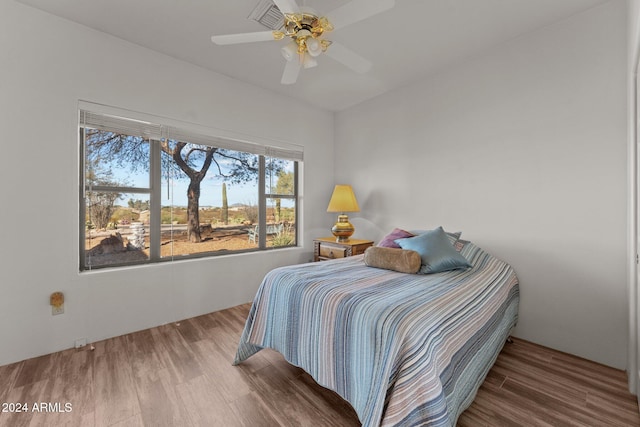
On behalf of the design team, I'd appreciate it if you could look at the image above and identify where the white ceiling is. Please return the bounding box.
[16,0,610,111]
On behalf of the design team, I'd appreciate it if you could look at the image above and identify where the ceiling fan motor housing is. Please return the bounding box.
[280,12,333,55]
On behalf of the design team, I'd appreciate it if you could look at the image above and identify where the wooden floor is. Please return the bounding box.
[0,303,638,427]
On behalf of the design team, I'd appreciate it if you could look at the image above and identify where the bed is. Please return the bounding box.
[234,238,519,426]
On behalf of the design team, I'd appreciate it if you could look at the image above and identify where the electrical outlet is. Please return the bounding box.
[52,303,64,315]
[74,338,87,348]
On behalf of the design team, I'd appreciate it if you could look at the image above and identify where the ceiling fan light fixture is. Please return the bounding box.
[302,53,318,69]
[281,41,298,61]
[306,37,322,57]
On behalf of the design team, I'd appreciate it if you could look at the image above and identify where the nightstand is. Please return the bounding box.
[313,238,374,262]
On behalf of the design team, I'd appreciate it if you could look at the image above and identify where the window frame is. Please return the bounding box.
[79,104,302,271]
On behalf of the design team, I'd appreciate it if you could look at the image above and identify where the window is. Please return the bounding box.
[79,106,301,271]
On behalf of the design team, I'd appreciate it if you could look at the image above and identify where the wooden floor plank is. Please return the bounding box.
[93,351,141,427]
[189,338,253,404]
[0,379,51,427]
[175,373,240,427]
[228,391,282,427]
[491,354,590,406]
[149,325,203,386]
[43,349,95,425]
[0,361,23,403]
[0,303,637,427]
[13,353,61,389]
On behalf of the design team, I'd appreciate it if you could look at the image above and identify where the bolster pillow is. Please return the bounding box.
[363,246,422,274]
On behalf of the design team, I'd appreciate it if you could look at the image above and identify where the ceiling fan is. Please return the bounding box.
[211,0,395,84]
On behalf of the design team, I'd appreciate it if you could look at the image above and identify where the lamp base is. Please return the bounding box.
[331,214,354,243]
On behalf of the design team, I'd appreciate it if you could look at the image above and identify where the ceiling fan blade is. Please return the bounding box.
[281,58,301,84]
[272,0,300,14]
[324,42,372,74]
[211,31,277,45]
[326,0,395,31]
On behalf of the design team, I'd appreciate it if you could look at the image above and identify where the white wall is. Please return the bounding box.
[0,0,630,372]
[336,1,628,368]
[0,2,333,366]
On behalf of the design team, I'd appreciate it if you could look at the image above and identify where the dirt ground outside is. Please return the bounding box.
[84,224,292,268]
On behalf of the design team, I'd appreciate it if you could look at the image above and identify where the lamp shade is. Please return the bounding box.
[327,185,360,213]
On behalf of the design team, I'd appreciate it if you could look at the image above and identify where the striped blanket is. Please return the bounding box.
[235,242,519,426]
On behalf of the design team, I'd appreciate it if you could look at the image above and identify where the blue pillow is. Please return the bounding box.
[395,226,472,274]
[409,229,461,245]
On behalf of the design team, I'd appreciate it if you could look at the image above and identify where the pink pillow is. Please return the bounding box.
[377,228,415,248]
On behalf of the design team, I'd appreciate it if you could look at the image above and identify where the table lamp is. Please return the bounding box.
[326,184,360,242]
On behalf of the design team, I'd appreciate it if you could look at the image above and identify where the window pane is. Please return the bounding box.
[160,143,260,257]
[267,197,296,248]
[266,158,295,196]
[84,193,150,269]
[84,129,150,189]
